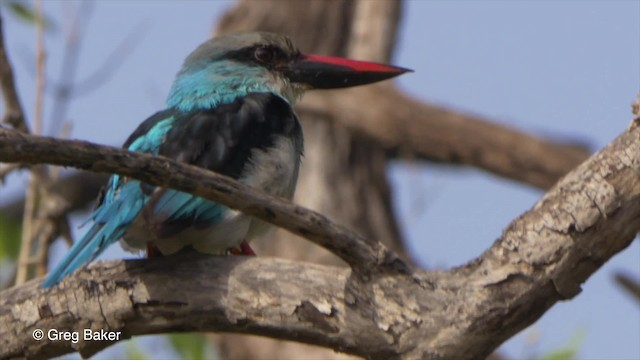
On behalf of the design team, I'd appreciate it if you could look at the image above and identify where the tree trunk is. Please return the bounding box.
[214,1,406,358]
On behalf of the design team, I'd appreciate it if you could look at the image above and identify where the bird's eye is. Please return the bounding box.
[254,46,275,63]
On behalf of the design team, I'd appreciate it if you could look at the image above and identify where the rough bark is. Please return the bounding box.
[214,1,406,357]
[0,1,622,359]
[211,1,587,358]
[0,117,638,359]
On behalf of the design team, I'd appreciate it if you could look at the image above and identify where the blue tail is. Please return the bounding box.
[42,181,147,288]
[41,224,115,288]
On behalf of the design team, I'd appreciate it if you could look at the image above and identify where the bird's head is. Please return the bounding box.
[167,32,410,111]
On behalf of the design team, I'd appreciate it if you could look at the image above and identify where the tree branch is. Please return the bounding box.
[0,170,107,221]
[614,271,640,303]
[0,128,407,276]
[217,0,589,192]
[0,12,29,133]
[0,115,639,359]
[1,255,381,359]
[301,85,590,189]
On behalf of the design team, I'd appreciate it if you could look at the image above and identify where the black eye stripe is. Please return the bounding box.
[225,45,287,65]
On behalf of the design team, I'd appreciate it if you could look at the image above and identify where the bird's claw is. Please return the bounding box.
[227,239,256,256]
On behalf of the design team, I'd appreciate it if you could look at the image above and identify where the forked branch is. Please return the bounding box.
[0,116,639,359]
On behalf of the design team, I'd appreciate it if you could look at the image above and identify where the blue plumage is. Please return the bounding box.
[43,32,409,287]
[42,181,147,287]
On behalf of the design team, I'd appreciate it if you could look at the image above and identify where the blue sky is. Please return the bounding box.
[1,1,638,359]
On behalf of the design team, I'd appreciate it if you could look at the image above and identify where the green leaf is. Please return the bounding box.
[540,348,577,360]
[539,329,585,360]
[125,339,149,360]
[4,1,57,31]
[168,333,218,360]
[0,214,21,260]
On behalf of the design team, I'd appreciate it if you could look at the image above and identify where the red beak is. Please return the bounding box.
[285,54,411,89]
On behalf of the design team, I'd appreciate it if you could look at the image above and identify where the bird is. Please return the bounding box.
[42,31,410,288]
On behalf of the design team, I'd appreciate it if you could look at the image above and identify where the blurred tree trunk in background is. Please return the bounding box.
[214,1,407,358]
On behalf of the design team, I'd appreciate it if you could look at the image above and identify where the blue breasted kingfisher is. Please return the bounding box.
[42,32,410,288]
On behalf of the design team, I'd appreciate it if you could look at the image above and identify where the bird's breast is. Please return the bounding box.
[241,134,302,199]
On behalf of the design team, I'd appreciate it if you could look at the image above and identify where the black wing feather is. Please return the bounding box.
[159,92,300,177]
[139,93,301,237]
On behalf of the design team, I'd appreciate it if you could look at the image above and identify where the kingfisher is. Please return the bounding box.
[42,32,410,288]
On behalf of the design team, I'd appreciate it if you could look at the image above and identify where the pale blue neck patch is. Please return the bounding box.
[166,60,287,112]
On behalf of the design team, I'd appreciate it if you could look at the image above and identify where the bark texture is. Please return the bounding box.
[211,1,586,357]
[0,117,638,359]
[215,2,407,357]
[1,1,631,359]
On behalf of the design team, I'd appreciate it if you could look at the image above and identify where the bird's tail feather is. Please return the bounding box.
[42,181,146,288]
[41,220,131,288]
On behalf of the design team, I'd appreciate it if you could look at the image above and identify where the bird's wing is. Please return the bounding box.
[146,92,300,238]
[42,93,299,287]
[42,110,177,288]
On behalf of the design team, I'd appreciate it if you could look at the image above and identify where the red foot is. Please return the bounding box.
[228,240,256,256]
[146,243,163,258]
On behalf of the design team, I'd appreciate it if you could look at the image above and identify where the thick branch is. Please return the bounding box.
[1,117,639,359]
[301,85,590,189]
[0,128,406,275]
[0,255,370,359]
[1,116,639,359]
